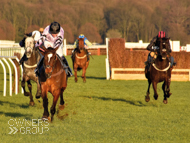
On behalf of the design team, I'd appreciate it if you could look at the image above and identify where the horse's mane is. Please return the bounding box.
[46,47,56,53]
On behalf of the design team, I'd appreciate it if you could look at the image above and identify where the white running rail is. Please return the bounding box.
[0,56,21,96]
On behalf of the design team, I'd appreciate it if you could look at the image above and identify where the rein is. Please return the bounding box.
[49,69,64,78]
[152,62,171,72]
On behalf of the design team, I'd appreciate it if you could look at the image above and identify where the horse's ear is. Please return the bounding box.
[54,45,59,52]
[24,33,28,38]
[40,43,47,52]
[77,37,79,40]
[32,33,36,39]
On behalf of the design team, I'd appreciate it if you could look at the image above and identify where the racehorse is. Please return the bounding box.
[145,37,172,104]
[38,46,67,121]
[21,35,42,106]
[72,37,89,83]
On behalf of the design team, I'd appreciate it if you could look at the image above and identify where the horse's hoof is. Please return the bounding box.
[42,116,51,122]
[145,96,150,102]
[75,79,77,83]
[154,95,158,100]
[59,104,65,110]
[29,101,35,106]
[163,100,168,104]
[83,80,86,83]
[167,92,172,98]
[24,92,30,96]
[35,95,41,99]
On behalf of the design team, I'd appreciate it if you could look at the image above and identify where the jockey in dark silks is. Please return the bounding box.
[145,31,176,68]
[19,30,41,65]
[34,21,73,77]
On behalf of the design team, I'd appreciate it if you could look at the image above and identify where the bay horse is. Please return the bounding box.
[72,37,89,82]
[21,35,42,106]
[39,46,67,121]
[145,37,172,104]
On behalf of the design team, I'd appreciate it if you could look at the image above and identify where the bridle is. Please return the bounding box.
[43,54,57,78]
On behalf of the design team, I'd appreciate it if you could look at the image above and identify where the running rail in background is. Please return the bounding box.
[0,47,24,57]
[0,56,23,96]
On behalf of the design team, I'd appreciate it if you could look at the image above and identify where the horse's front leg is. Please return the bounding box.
[27,80,34,106]
[162,81,167,104]
[41,89,50,121]
[145,79,151,102]
[81,67,86,83]
[35,79,41,99]
[59,89,65,110]
[21,75,30,97]
[163,78,171,104]
[166,77,172,98]
[50,93,59,121]
[152,81,158,100]
[74,65,78,82]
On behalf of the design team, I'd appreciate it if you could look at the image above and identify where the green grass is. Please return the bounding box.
[0,55,190,143]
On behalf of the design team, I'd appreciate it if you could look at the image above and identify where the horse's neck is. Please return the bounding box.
[53,57,62,73]
[155,56,170,68]
[76,48,85,54]
[25,50,39,65]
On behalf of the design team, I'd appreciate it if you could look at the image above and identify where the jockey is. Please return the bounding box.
[19,30,41,65]
[145,31,176,67]
[35,21,73,77]
[72,34,92,60]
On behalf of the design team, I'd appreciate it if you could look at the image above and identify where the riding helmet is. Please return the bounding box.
[49,22,60,34]
[78,34,85,38]
[158,31,166,38]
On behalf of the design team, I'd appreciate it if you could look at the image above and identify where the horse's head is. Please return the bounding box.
[42,46,59,78]
[157,37,170,60]
[24,34,35,58]
[77,37,85,50]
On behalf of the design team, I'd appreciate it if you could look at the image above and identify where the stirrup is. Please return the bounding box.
[67,71,73,77]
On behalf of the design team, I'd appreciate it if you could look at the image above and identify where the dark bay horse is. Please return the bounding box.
[21,35,42,106]
[145,37,172,104]
[39,46,67,121]
[72,37,89,82]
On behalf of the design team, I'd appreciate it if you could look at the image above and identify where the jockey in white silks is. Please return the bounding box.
[35,21,73,77]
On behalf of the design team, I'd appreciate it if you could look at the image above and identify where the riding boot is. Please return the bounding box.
[71,48,76,61]
[84,48,90,61]
[144,61,149,66]
[62,56,73,77]
[34,56,44,77]
[169,56,176,67]
[19,54,27,65]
